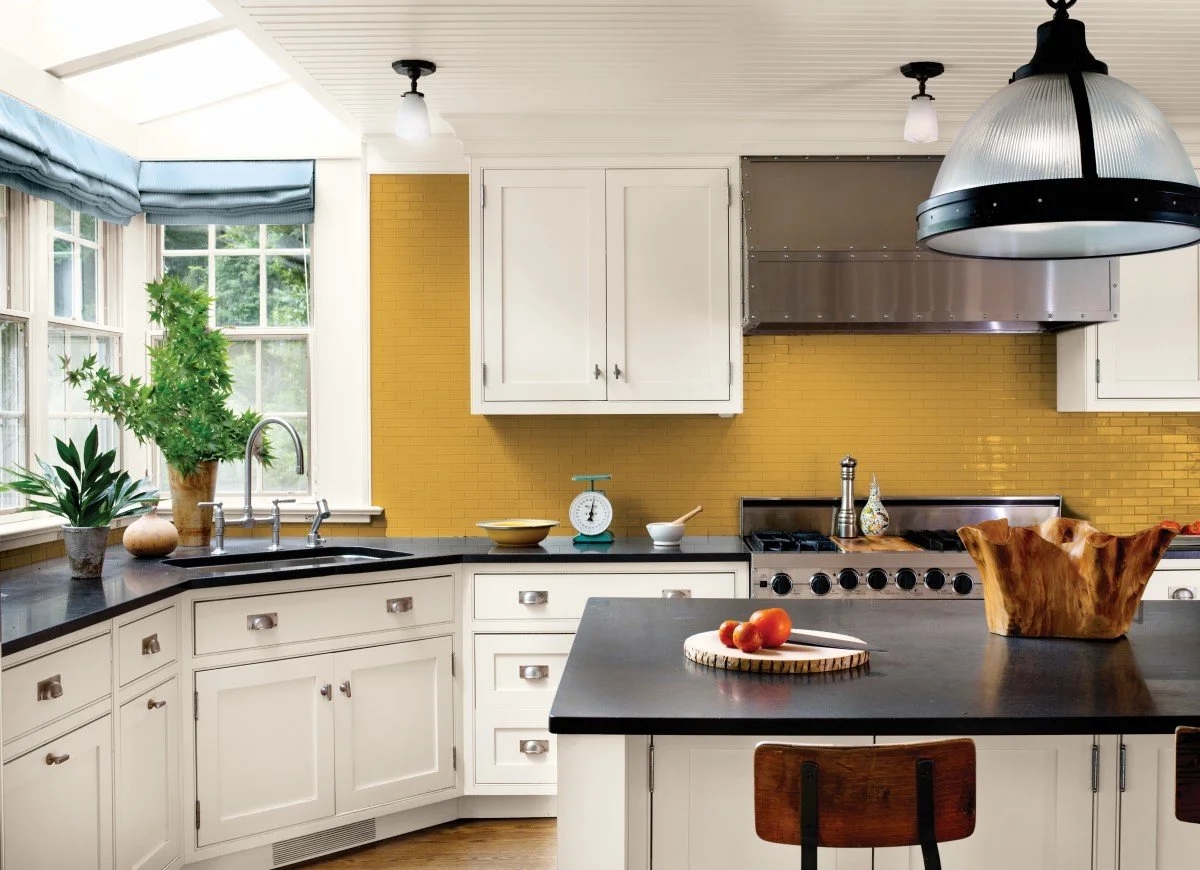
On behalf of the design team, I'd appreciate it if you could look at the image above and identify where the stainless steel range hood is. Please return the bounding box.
[742,156,1119,334]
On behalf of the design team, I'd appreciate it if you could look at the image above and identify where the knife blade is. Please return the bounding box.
[787,627,887,653]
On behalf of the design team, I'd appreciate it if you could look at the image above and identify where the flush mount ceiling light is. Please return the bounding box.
[901,61,944,144]
[392,59,436,141]
[916,0,1200,260]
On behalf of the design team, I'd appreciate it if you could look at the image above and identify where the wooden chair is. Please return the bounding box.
[1176,726,1200,823]
[753,739,976,870]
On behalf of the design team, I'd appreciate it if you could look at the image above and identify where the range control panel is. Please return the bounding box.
[751,566,982,599]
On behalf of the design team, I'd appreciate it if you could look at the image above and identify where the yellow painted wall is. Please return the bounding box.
[371,174,1200,537]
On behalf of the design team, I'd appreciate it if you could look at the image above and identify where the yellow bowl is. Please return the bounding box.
[476,520,559,547]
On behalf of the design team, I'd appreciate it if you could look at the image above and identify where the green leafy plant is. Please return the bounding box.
[62,275,269,476]
[0,427,158,527]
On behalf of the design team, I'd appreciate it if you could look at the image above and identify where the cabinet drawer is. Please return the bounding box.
[193,575,453,655]
[117,605,178,686]
[474,710,556,785]
[2,635,112,741]
[473,572,736,621]
[474,634,573,711]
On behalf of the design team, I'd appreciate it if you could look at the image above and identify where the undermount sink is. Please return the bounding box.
[162,546,410,577]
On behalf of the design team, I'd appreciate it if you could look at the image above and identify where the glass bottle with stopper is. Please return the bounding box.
[569,474,615,544]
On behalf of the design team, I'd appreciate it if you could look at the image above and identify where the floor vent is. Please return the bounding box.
[272,818,376,866]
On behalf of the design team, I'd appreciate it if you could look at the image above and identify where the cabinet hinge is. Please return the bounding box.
[1091,743,1100,793]
[482,362,487,386]
[451,651,456,678]
[481,183,486,209]
[648,742,655,793]
[452,746,458,771]
[727,183,732,208]
[195,800,201,830]
[1120,742,1127,793]
[729,360,733,386]
[193,691,199,721]
[1096,358,1101,384]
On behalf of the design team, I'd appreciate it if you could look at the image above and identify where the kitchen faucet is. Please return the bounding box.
[241,417,305,529]
[307,498,331,548]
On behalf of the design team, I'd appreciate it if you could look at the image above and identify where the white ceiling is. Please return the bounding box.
[223,0,1200,152]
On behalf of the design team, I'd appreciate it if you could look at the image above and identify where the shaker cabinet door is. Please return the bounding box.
[116,677,180,870]
[1118,734,1200,869]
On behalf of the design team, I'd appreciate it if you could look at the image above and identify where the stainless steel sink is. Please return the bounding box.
[162,546,409,577]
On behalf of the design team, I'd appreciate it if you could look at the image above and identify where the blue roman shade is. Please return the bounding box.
[0,92,140,225]
[139,160,316,225]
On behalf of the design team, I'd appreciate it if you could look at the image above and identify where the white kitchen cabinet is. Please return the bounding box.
[1117,734,1200,869]
[1058,245,1200,410]
[874,734,1095,870]
[116,677,179,870]
[3,714,113,870]
[474,164,740,415]
[194,655,336,846]
[650,734,873,870]
[333,636,455,813]
[1146,565,1200,601]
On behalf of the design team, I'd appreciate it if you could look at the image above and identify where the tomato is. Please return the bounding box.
[749,607,793,648]
[732,621,763,653]
[1163,520,1182,533]
[717,620,740,649]
[1183,521,1200,535]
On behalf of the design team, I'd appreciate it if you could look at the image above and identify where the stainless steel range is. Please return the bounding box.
[743,496,1062,600]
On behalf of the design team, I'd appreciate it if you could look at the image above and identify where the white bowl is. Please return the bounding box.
[647,522,685,547]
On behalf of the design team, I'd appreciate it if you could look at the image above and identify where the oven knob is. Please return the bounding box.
[770,573,794,596]
[952,573,974,596]
[866,569,889,591]
[809,573,832,596]
[895,569,917,591]
[837,569,860,591]
[924,569,947,591]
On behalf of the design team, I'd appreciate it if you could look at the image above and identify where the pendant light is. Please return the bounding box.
[392,59,436,141]
[916,0,1200,260]
[902,62,944,144]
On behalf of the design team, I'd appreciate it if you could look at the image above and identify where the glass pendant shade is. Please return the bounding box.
[395,91,431,141]
[917,6,1200,260]
[904,94,939,143]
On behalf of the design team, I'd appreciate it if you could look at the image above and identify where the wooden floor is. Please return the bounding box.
[300,819,557,869]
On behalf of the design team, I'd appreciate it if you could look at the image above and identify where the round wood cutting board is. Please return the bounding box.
[683,631,868,674]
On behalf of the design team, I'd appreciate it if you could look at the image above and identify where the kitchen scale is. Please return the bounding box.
[569,474,615,544]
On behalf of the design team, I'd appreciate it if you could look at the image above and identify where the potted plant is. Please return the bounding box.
[63,275,268,547]
[1,427,158,578]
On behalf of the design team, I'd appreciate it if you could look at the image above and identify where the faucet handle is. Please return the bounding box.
[271,498,296,509]
[198,501,224,517]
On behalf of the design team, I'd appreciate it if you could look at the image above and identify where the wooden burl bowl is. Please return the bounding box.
[957,517,1178,640]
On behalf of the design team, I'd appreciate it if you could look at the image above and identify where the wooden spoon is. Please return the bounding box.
[672,506,703,526]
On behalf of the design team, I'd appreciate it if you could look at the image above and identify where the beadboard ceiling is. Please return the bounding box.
[220,0,1200,153]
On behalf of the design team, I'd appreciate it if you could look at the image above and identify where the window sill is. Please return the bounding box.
[0,513,136,552]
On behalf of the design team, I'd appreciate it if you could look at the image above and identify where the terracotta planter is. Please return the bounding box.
[62,526,111,579]
[169,460,218,548]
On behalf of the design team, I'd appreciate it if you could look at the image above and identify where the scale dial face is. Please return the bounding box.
[569,491,614,536]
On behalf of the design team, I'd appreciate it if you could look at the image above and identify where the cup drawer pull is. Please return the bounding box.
[247,613,278,631]
[387,597,414,614]
[141,633,161,655]
[45,752,70,766]
[520,739,550,756]
[519,665,550,680]
[519,590,549,606]
[661,589,691,599]
[36,675,63,701]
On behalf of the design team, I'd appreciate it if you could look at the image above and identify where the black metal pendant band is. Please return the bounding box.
[1067,70,1098,180]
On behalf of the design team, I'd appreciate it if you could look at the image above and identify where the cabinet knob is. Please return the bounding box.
[661,589,691,599]
[246,613,278,631]
[593,364,603,380]
[339,680,352,698]
[320,684,332,701]
[520,739,550,756]
[44,752,70,766]
[519,590,549,606]
[519,665,550,680]
[386,596,414,614]
[141,634,161,655]
[36,675,63,701]
[147,698,167,710]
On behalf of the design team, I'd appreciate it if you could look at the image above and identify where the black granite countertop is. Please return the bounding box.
[549,597,1200,737]
[0,535,748,656]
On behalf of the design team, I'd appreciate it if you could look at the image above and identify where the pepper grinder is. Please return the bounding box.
[835,455,858,538]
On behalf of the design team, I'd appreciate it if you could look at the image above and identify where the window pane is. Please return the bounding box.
[79,214,97,242]
[261,418,308,493]
[215,225,258,249]
[81,245,98,322]
[226,339,256,411]
[53,238,73,317]
[266,254,310,327]
[0,320,25,511]
[215,255,260,327]
[53,203,71,234]
[47,327,119,460]
[164,255,208,292]
[46,328,68,413]
[266,225,307,249]
[164,225,208,250]
[262,340,308,414]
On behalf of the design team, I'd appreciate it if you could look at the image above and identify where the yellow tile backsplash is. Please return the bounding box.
[371,174,1200,537]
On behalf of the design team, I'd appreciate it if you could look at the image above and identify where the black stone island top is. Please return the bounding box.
[0,535,748,655]
[549,597,1200,737]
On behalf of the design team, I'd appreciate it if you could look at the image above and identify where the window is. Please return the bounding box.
[162,224,312,497]
[0,188,25,511]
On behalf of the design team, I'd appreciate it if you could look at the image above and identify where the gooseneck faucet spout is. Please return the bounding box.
[242,417,305,527]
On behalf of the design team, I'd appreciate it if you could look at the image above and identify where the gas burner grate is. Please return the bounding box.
[746,530,839,553]
[902,530,968,553]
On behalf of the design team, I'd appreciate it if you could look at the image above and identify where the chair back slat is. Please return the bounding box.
[1176,726,1200,824]
[753,739,976,850]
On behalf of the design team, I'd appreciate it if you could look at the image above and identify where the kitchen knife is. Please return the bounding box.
[787,627,887,653]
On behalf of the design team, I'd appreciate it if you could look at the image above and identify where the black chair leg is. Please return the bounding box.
[800,762,819,870]
[916,758,941,870]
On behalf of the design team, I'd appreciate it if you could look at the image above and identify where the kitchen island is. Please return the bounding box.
[550,597,1200,870]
